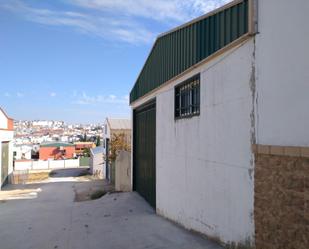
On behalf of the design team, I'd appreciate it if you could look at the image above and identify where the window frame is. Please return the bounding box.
[174,74,200,120]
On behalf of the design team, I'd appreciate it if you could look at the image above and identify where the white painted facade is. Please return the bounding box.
[255,0,309,147]
[157,40,256,244]
[130,0,309,246]
[132,39,256,244]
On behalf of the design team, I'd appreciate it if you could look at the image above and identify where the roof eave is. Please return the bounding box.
[129,0,244,97]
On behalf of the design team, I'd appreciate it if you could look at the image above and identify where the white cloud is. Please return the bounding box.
[185,0,232,15]
[50,92,57,97]
[73,92,129,105]
[70,0,189,22]
[70,0,232,22]
[4,92,11,97]
[17,92,24,98]
[0,0,232,44]
[0,0,155,44]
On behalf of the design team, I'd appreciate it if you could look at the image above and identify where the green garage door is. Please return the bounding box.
[1,142,9,186]
[133,99,156,208]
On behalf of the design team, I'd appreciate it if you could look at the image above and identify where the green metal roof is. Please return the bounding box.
[130,0,249,103]
[40,142,75,148]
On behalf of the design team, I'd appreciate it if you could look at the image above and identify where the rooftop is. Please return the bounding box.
[40,142,75,148]
[130,0,250,103]
[74,142,95,145]
[91,146,104,155]
[107,118,131,130]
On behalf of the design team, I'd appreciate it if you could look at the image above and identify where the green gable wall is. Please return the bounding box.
[130,0,249,103]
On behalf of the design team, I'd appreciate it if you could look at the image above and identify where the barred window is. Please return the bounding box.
[175,74,200,119]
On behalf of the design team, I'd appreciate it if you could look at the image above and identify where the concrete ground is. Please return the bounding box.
[0,169,223,249]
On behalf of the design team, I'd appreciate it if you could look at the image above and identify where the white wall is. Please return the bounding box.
[133,39,256,244]
[14,159,80,171]
[90,152,105,179]
[14,160,33,171]
[0,110,7,129]
[8,141,14,176]
[64,159,80,168]
[32,160,49,170]
[0,130,13,142]
[255,0,309,146]
[115,150,131,192]
[49,160,65,169]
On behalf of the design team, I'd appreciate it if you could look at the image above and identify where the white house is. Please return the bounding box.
[103,118,131,145]
[0,108,14,189]
[13,144,32,160]
[90,146,105,179]
[130,1,309,248]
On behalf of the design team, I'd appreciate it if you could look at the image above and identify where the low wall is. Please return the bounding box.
[32,160,48,170]
[115,150,131,192]
[254,145,309,249]
[80,157,90,167]
[90,154,104,179]
[14,159,80,171]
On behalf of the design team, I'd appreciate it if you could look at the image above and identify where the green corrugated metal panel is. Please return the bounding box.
[130,0,249,103]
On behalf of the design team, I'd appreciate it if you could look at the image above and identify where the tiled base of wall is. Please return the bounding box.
[254,145,309,249]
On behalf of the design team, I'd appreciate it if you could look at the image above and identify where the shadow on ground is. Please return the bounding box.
[0,169,223,249]
[49,168,90,178]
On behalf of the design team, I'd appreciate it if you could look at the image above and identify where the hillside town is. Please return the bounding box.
[14,120,102,146]
[0,1,308,249]
[13,120,103,160]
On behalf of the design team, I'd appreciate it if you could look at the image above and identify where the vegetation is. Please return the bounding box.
[81,133,87,142]
[27,172,49,182]
[82,148,91,157]
[109,133,131,162]
[96,136,101,147]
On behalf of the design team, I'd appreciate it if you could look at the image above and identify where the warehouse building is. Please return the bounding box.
[0,107,14,189]
[130,0,309,248]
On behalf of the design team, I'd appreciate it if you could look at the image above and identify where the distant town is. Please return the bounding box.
[13,120,103,160]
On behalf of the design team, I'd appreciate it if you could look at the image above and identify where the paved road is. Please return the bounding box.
[0,173,223,249]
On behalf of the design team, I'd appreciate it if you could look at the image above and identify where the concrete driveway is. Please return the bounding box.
[0,171,223,249]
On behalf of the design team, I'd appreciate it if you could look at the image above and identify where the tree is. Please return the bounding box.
[108,133,131,162]
[96,136,101,147]
[82,133,87,142]
[83,147,90,157]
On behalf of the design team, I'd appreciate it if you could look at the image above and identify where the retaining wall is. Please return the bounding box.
[254,145,309,249]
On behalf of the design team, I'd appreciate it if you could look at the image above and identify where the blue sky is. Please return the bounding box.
[0,0,230,124]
